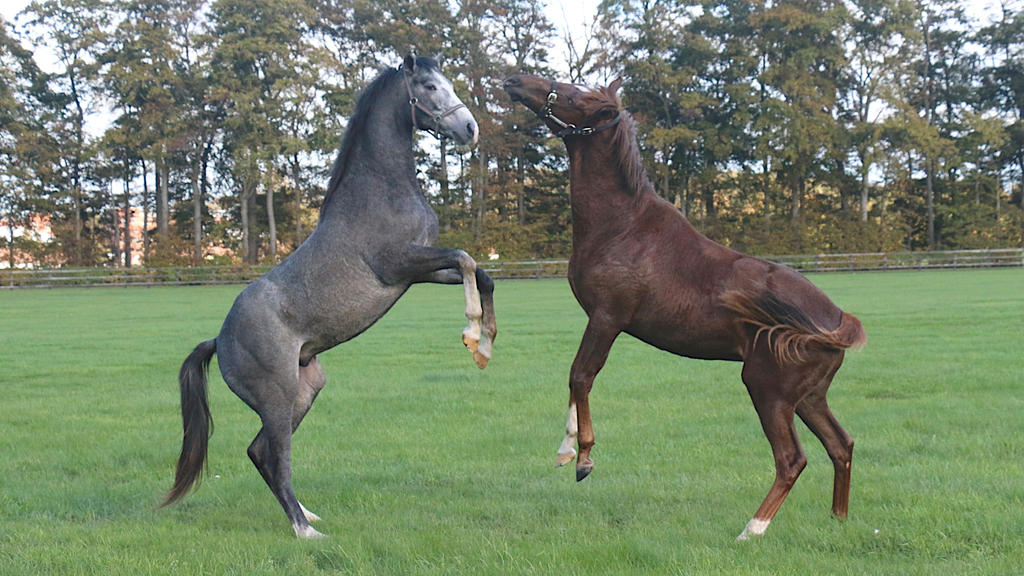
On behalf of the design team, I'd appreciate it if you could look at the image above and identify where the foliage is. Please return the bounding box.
[1,0,1023,268]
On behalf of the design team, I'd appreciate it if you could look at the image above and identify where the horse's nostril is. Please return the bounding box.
[503,77,521,88]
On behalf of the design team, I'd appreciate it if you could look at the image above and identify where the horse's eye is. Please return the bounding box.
[425,84,437,92]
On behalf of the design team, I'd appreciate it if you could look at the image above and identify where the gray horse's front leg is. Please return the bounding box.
[374,246,492,368]
[420,267,496,368]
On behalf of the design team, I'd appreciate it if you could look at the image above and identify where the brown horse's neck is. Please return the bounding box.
[565,135,646,243]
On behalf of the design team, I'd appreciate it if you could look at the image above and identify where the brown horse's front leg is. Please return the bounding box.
[567,316,620,481]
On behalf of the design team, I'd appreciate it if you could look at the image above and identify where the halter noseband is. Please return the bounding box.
[541,80,621,138]
[402,65,467,140]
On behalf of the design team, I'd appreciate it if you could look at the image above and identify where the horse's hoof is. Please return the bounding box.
[575,464,593,482]
[462,333,479,352]
[294,525,327,539]
[299,502,321,523]
[473,350,490,369]
[555,451,575,467]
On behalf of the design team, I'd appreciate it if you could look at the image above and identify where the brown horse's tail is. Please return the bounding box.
[161,339,216,507]
[722,291,866,364]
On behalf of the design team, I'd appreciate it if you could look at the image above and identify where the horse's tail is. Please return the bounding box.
[161,339,217,507]
[722,291,866,365]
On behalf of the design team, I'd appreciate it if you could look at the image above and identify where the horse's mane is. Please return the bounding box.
[579,85,655,197]
[321,57,440,217]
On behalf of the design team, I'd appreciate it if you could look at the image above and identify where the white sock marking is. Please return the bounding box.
[557,403,578,463]
[736,518,771,541]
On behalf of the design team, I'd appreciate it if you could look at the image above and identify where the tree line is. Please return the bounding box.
[1,0,1022,268]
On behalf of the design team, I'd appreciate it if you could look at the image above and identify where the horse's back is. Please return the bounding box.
[570,194,848,360]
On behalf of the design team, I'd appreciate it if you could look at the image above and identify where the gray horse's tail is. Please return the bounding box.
[161,339,216,507]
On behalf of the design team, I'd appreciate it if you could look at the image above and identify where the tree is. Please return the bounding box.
[209,0,316,263]
[22,0,109,265]
[595,0,699,212]
[1,17,57,267]
[977,1,1024,244]
[840,0,915,222]
[751,0,848,224]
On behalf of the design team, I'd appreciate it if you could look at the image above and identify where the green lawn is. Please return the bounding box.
[1,269,1022,575]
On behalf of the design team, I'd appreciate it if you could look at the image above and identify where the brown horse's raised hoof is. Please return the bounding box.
[462,333,479,352]
[575,464,593,482]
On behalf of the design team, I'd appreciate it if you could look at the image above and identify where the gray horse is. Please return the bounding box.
[162,54,496,539]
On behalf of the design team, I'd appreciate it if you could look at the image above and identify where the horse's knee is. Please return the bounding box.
[247,436,266,469]
[831,437,853,470]
[778,453,807,486]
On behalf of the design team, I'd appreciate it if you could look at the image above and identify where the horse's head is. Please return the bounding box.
[403,53,478,146]
[503,74,622,138]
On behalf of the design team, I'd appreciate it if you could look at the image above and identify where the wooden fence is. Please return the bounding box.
[2,248,1021,289]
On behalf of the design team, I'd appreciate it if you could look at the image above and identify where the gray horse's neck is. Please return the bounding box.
[320,76,419,223]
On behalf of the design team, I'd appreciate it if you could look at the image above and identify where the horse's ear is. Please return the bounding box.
[403,52,417,73]
[608,76,623,95]
[434,52,444,68]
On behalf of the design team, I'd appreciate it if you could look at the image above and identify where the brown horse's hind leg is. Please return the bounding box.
[795,357,853,518]
[567,316,620,482]
[738,347,842,540]
[737,397,807,540]
[736,352,810,540]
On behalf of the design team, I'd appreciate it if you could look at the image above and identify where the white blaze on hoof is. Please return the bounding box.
[294,524,326,539]
[299,502,321,523]
[556,403,578,466]
[736,518,771,541]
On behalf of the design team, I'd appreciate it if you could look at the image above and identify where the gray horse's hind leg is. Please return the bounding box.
[247,416,322,538]
[293,357,327,523]
[246,360,327,539]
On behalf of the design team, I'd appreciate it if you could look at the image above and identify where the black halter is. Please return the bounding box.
[541,80,621,138]
[402,65,467,140]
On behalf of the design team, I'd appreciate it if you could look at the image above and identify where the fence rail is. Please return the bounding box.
[767,248,1024,272]
[2,248,1022,289]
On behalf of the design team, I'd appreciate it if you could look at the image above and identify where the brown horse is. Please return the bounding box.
[504,74,866,540]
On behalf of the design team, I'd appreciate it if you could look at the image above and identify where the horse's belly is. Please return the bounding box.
[304,282,408,352]
[626,319,743,362]
[620,290,745,361]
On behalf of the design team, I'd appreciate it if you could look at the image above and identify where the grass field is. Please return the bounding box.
[1,268,1022,575]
